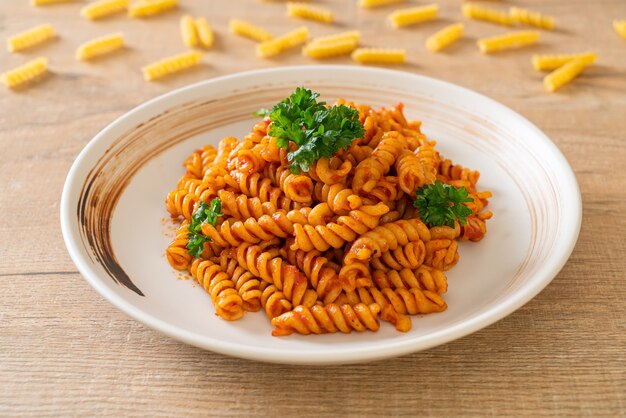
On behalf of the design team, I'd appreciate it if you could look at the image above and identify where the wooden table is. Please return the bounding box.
[1,0,625,416]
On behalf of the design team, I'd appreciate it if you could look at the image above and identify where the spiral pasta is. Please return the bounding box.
[128,0,177,18]
[532,52,597,71]
[543,56,595,92]
[478,31,540,54]
[359,0,403,8]
[142,51,203,81]
[426,23,464,52]
[180,15,199,48]
[615,21,626,39]
[81,0,128,20]
[287,2,334,24]
[509,7,555,31]
[271,303,381,336]
[229,19,273,42]
[462,3,513,27]
[389,5,438,28]
[303,38,358,59]
[1,57,48,89]
[257,26,310,58]
[7,24,55,52]
[164,96,492,336]
[351,48,406,65]
[195,17,215,49]
[75,33,124,60]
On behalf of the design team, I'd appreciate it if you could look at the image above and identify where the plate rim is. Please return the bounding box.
[60,65,582,365]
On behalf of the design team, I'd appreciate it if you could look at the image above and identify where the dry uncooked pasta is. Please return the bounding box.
[477,31,539,53]
[309,31,360,46]
[614,20,626,39]
[80,0,128,20]
[303,38,358,59]
[509,7,555,30]
[532,52,596,71]
[1,57,48,89]
[196,17,214,49]
[426,23,463,52]
[142,51,203,81]
[128,0,177,18]
[75,33,124,60]
[7,24,55,53]
[287,2,334,24]
[543,56,595,92]
[351,48,406,64]
[389,4,438,28]
[164,94,492,336]
[462,3,513,27]
[257,27,309,58]
[229,19,274,42]
[180,15,199,48]
[359,0,403,8]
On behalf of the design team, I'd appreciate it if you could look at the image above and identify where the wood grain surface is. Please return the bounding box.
[1,0,625,416]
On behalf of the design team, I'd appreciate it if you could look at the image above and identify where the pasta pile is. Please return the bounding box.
[165,96,492,336]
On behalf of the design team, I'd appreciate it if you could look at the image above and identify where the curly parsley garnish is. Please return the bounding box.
[186,198,223,257]
[413,181,474,227]
[259,87,364,174]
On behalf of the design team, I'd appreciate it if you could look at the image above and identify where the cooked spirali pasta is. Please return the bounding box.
[165,95,492,336]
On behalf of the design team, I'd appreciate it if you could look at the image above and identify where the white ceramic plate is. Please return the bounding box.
[61,66,581,365]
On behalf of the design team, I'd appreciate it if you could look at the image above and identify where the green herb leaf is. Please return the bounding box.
[267,87,364,173]
[186,198,223,257]
[253,108,271,117]
[413,181,474,227]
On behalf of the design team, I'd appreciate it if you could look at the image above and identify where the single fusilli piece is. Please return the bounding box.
[287,2,334,24]
[229,19,273,42]
[353,131,408,193]
[372,265,448,294]
[80,0,128,20]
[346,285,447,316]
[615,20,626,39]
[509,7,555,30]
[32,0,74,5]
[142,51,203,81]
[283,246,344,304]
[426,23,463,52]
[370,241,426,272]
[309,30,360,46]
[303,38,357,59]
[543,55,595,92]
[389,4,438,28]
[462,3,513,26]
[351,48,406,64]
[271,303,381,336]
[359,0,403,8]
[313,183,362,215]
[196,17,214,49]
[7,24,55,52]
[189,258,245,321]
[180,15,199,48]
[532,52,596,71]
[1,57,48,89]
[257,26,310,58]
[128,0,177,17]
[75,33,124,60]
[477,31,540,54]
[344,219,431,264]
[166,222,192,271]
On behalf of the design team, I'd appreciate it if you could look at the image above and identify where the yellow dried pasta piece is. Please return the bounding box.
[1,57,48,89]
[462,3,513,27]
[180,15,199,48]
[543,56,595,92]
[142,51,203,81]
[532,52,596,71]
[7,24,55,53]
[229,19,273,42]
[351,48,406,64]
[303,38,357,59]
[257,27,310,58]
[477,31,539,54]
[309,30,360,46]
[196,17,214,49]
[128,0,177,18]
[509,7,555,30]
[359,0,403,8]
[390,4,438,28]
[614,20,626,39]
[76,33,124,60]
[80,0,128,20]
[426,22,463,52]
[287,2,334,24]
[32,0,75,5]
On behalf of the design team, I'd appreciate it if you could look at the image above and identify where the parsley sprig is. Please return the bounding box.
[260,87,364,174]
[413,181,474,227]
[186,198,223,257]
